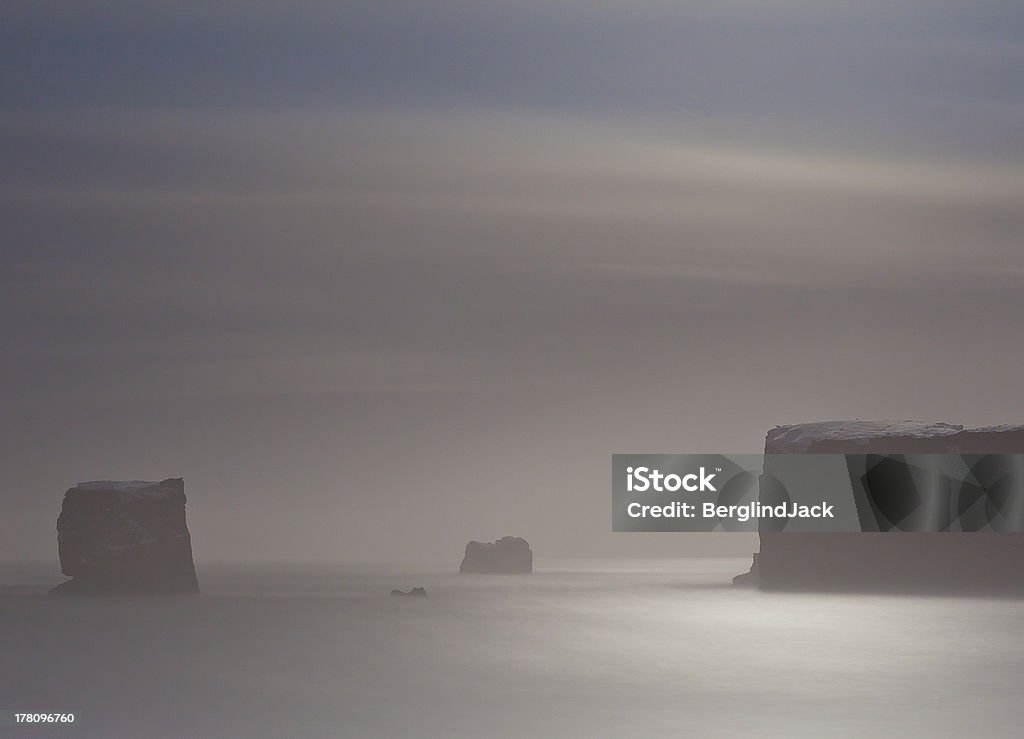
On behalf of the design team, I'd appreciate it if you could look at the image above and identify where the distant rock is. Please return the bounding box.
[391,587,427,597]
[459,537,532,574]
[51,478,199,595]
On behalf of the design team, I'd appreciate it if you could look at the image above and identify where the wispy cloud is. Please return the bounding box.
[3,1,1024,561]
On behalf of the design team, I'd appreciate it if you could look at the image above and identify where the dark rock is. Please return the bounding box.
[735,422,1024,594]
[51,478,199,595]
[459,536,532,574]
[391,587,427,597]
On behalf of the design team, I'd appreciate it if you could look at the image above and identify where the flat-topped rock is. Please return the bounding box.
[52,478,199,595]
[459,537,532,574]
[738,421,1024,594]
[391,587,427,597]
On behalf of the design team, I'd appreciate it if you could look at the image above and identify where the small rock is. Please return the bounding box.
[391,587,427,597]
[459,536,532,574]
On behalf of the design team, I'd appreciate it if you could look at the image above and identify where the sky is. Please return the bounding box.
[2,1,1023,565]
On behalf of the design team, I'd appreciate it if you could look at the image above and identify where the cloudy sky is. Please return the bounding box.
[3,1,1023,565]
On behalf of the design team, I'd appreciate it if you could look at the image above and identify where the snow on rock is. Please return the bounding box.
[766,420,963,453]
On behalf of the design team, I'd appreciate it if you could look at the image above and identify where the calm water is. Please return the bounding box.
[2,558,1022,738]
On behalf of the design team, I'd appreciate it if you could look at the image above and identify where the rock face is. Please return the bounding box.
[52,478,199,595]
[736,421,1024,594]
[459,537,532,574]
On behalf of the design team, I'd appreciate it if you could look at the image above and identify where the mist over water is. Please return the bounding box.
[3,2,1023,736]
[3,558,1021,738]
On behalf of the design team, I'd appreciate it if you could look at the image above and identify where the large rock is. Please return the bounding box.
[52,478,200,595]
[736,421,1024,594]
[459,537,533,574]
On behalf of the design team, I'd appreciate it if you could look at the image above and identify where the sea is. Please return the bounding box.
[1,558,1021,738]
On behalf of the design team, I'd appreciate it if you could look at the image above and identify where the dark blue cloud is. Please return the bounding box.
[4,1,1022,129]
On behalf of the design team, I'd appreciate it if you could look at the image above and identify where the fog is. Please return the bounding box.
[2,1,1023,564]
[8,560,1024,737]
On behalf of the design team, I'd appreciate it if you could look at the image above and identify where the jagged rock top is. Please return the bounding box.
[766,421,1024,453]
[459,536,533,574]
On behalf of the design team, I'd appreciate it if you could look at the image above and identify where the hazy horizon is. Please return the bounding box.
[4,0,1024,564]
